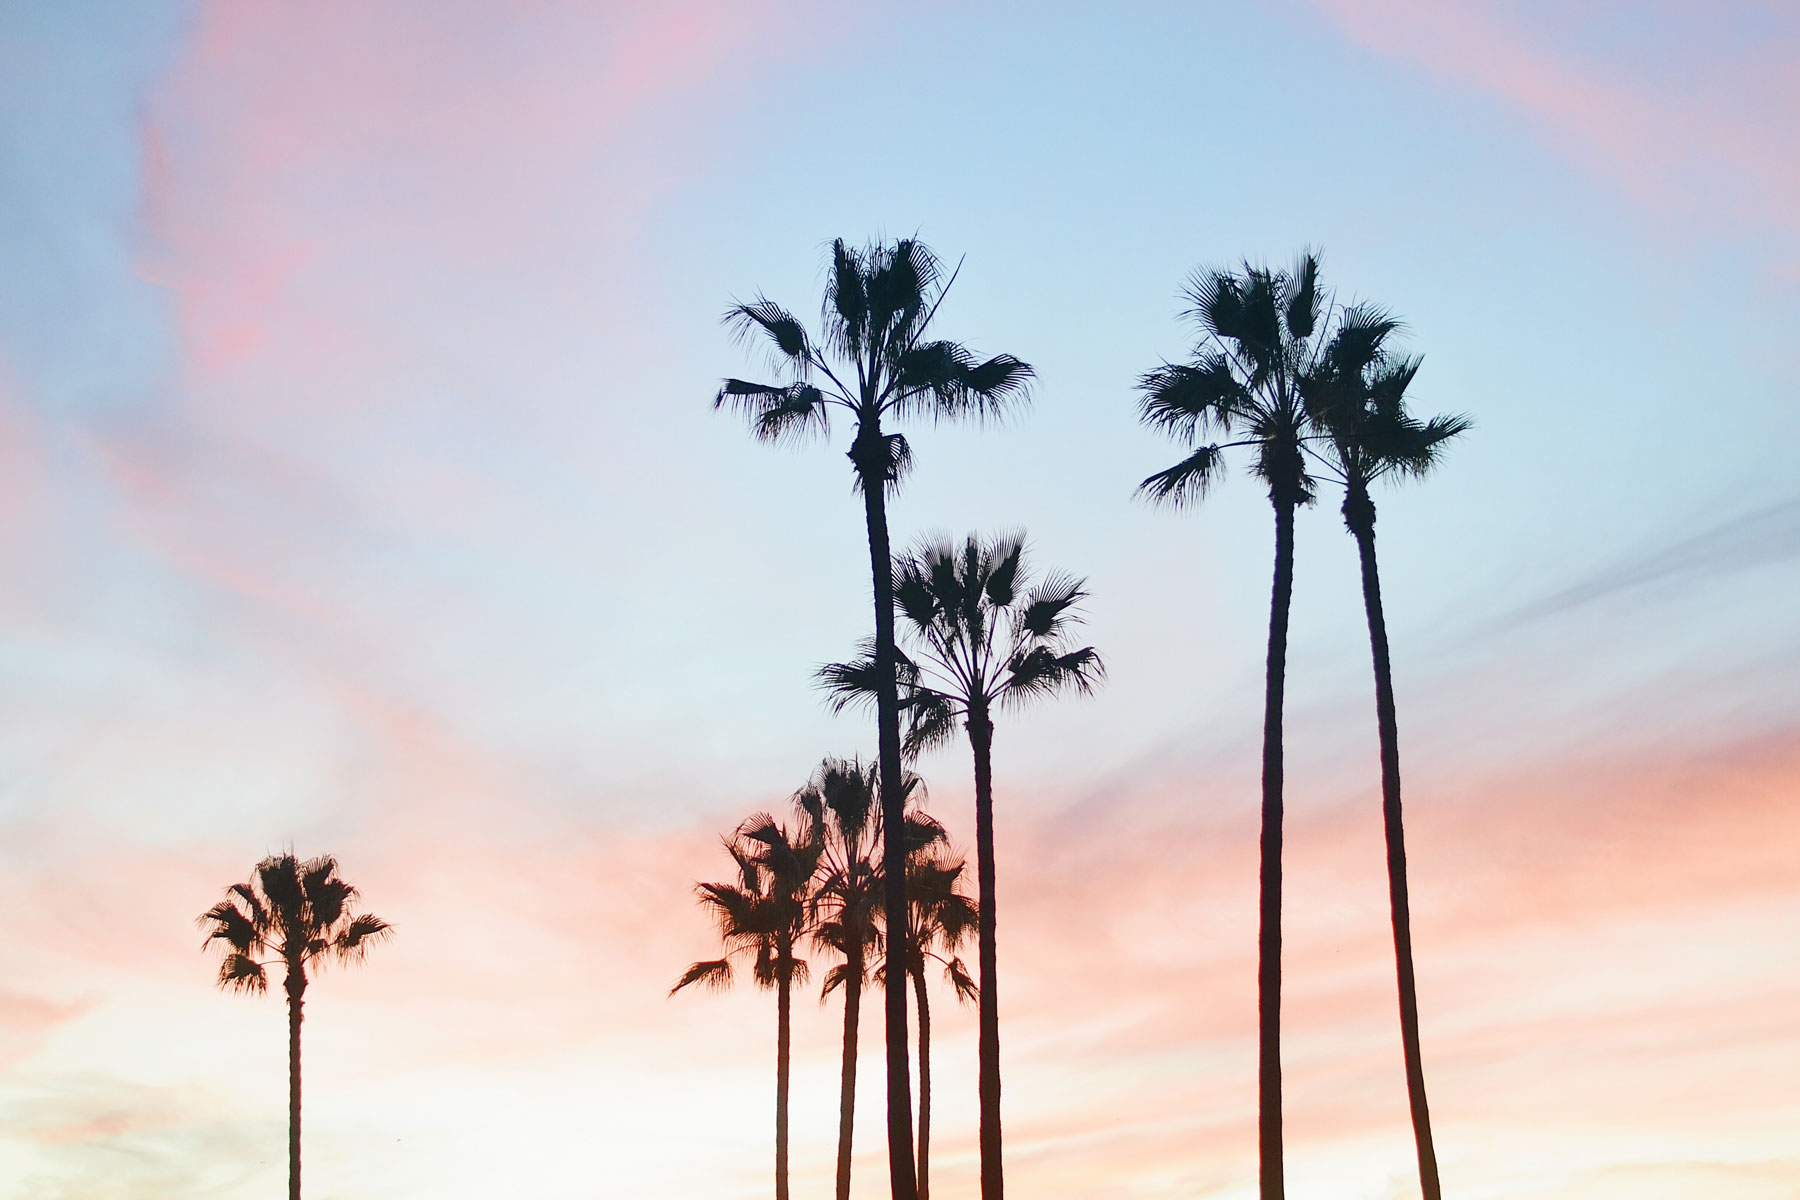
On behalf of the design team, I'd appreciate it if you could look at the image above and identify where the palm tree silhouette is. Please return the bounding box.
[822,532,1101,1199]
[1301,314,1469,1200]
[1136,252,1344,1200]
[892,813,978,1200]
[800,758,887,1200]
[671,811,822,1200]
[716,236,1032,1200]
[198,853,392,1200]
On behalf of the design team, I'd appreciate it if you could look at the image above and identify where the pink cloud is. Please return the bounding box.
[5,719,1798,1196]
[1311,0,1800,239]
[136,0,850,408]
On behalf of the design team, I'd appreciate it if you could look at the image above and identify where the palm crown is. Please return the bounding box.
[1297,309,1471,524]
[820,533,1104,752]
[715,238,1034,486]
[802,757,887,1001]
[672,812,821,996]
[199,853,391,995]
[1138,252,1347,509]
[894,813,978,999]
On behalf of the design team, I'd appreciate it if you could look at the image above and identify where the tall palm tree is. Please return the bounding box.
[672,810,822,1200]
[1136,252,1346,1200]
[198,852,392,1200]
[801,758,886,1200]
[716,236,1033,1200]
[893,814,978,1200]
[822,531,1102,1200]
[1301,314,1470,1200]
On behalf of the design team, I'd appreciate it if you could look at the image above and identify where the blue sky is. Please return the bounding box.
[1,3,1797,1198]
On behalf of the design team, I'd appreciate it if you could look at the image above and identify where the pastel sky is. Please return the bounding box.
[1,2,1797,1198]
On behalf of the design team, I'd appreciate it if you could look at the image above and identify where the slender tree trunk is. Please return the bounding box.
[285,971,305,1200]
[1348,491,1442,1200]
[1259,499,1296,1200]
[913,966,933,1200]
[777,933,793,1200]
[836,959,863,1200]
[968,706,1003,1200]
[854,428,919,1200]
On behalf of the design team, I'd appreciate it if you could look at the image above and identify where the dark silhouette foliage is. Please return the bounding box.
[716,237,1031,1200]
[199,853,391,1200]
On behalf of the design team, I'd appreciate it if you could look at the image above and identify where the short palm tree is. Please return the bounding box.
[716,236,1032,1200]
[822,531,1101,1200]
[893,813,978,1200]
[1301,314,1469,1200]
[198,853,392,1200]
[671,811,822,1200]
[801,758,886,1200]
[1136,251,1347,1200]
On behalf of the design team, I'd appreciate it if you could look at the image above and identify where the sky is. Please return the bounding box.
[0,1,1796,1197]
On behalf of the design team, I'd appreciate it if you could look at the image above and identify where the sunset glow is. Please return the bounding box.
[1,3,1796,1198]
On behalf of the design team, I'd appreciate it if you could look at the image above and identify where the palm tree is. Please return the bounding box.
[1136,251,1347,1200]
[1301,314,1470,1200]
[822,531,1102,1200]
[801,758,886,1200]
[671,810,821,1200]
[716,236,1033,1200]
[893,814,978,1200]
[198,852,392,1200]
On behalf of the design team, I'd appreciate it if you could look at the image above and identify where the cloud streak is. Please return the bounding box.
[1489,496,1800,629]
[1311,0,1800,242]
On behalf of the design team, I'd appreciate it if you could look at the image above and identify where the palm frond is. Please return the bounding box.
[823,239,869,359]
[1016,571,1087,639]
[305,874,353,934]
[866,237,937,349]
[902,689,959,759]
[714,380,830,445]
[1186,267,1245,344]
[1325,302,1400,378]
[1382,410,1472,480]
[1139,444,1226,508]
[1005,645,1105,703]
[256,854,304,919]
[333,913,393,962]
[227,882,267,931]
[887,342,1033,423]
[1136,358,1246,439]
[199,900,261,955]
[820,960,867,1002]
[695,881,758,935]
[892,560,943,635]
[723,299,812,371]
[982,533,1025,609]
[217,952,269,994]
[901,812,949,856]
[816,648,883,715]
[944,954,979,1005]
[1284,249,1322,341]
[670,958,733,996]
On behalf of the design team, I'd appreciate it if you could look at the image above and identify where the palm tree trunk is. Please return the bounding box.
[1349,494,1442,1200]
[777,935,793,1200]
[968,707,1003,1200]
[285,973,304,1200]
[1259,498,1296,1200]
[835,962,863,1200]
[854,426,919,1200]
[913,966,933,1200]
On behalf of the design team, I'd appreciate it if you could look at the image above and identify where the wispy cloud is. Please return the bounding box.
[1489,495,1800,629]
[1310,0,1800,244]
